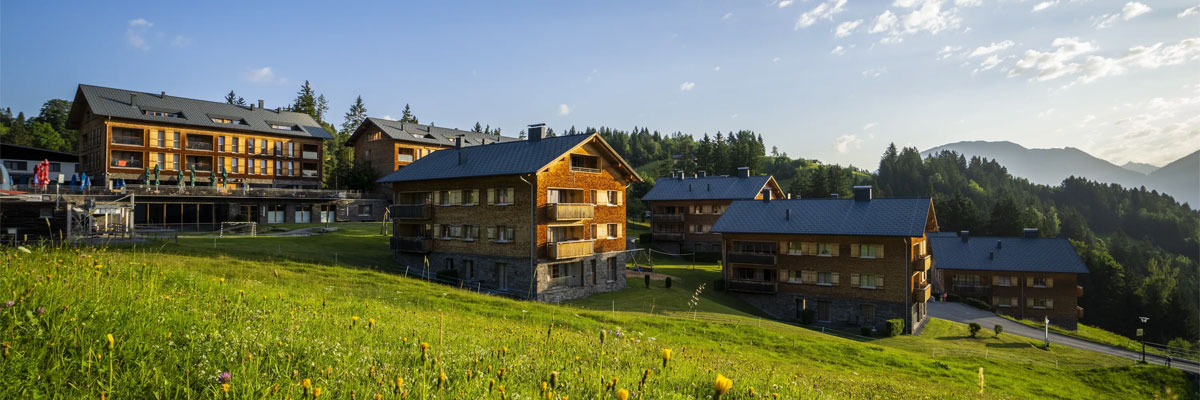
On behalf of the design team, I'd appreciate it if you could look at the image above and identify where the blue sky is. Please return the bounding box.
[2,1,1198,169]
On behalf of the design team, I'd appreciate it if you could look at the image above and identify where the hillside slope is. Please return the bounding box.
[1148,150,1200,206]
[0,228,1191,399]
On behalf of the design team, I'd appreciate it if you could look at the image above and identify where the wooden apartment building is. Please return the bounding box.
[378,124,641,302]
[929,230,1089,329]
[711,187,938,334]
[641,168,783,254]
[346,118,518,197]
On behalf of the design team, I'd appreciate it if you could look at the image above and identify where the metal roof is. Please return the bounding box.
[710,197,935,237]
[66,84,332,140]
[1,143,79,163]
[642,175,775,201]
[928,235,1089,274]
[377,133,639,183]
[348,117,519,147]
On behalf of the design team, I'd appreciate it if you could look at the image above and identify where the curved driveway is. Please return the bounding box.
[928,301,1199,373]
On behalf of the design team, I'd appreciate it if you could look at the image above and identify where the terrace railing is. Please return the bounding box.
[547,203,594,220]
[727,252,777,266]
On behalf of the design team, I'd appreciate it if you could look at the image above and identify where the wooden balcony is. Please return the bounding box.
[912,255,931,271]
[302,151,319,160]
[547,203,594,220]
[726,279,777,294]
[652,213,684,222]
[653,232,684,242]
[547,239,594,260]
[727,252,776,266]
[913,283,931,303]
[389,204,431,219]
[391,237,433,254]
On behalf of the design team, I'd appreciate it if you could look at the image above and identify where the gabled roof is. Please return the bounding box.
[1,143,79,163]
[642,175,777,201]
[66,84,332,140]
[711,197,935,237]
[928,235,1089,274]
[347,117,520,147]
[377,133,640,183]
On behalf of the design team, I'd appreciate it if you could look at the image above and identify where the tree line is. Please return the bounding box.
[0,100,76,153]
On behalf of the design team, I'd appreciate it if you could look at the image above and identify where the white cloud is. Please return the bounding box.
[1037,108,1056,118]
[795,0,848,29]
[1180,5,1200,18]
[244,66,284,84]
[778,0,794,8]
[863,122,878,130]
[1032,0,1058,13]
[723,12,734,20]
[558,104,570,115]
[382,115,394,120]
[937,45,962,60]
[834,135,864,153]
[713,66,721,71]
[125,18,153,50]
[974,55,1004,73]
[968,40,1015,58]
[831,45,846,55]
[1007,37,1098,82]
[954,0,982,6]
[170,35,191,47]
[1007,37,1200,87]
[868,0,964,43]
[1091,90,1200,165]
[680,81,696,91]
[772,56,782,63]
[1096,2,1152,28]
[869,10,898,33]
[1078,114,1097,127]
[862,67,888,77]
[835,19,863,37]
[731,113,740,119]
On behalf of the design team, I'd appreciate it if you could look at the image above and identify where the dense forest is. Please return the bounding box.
[3,87,1196,346]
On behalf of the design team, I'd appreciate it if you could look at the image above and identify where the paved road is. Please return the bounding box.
[928,301,1200,373]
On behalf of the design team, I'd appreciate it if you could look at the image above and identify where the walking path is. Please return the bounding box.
[928,301,1199,373]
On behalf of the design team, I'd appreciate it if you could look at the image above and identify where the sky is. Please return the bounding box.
[2,0,1198,169]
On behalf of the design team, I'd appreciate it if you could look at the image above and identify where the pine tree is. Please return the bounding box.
[225,90,238,104]
[7,112,32,146]
[472,122,483,133]
[340,96,368,136]
[400,104,417,124]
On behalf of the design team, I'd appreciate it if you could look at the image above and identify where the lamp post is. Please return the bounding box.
[1043,315,1050,349]
[1138,316,1149,363]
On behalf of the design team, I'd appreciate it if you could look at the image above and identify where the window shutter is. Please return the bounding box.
[590,189,597,204]
[597,224,607,239]
[617,223,624,238]
[780,242,788,253]
[832,244,840,257]
[434,191,441,205]
[877,276,884,287]
[487,189,495,205]
[851,273,860,287]
[596,190,607,205]
[1046,278,1054,288]
[877,245,884,258]
[992,296,999,305]
[992,276,1000,285]
[433,224,442,237]
[617,191,623,205]
[508,188,515,204]
[850,244,860,258]
[487,226,495,240]
[1026,277,1034,287]
[1011,276,1017,286]
[832,272,840,285]
[778,270,787,282]
[1046,299,1054,309]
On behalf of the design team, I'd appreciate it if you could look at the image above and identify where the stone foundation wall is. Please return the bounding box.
[736,292,922,333]
[392,250,628,303]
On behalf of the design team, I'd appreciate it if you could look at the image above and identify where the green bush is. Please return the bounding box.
[664,277,672,288]
[964,297,993,311]
[969,322,982,338]
[946,293,962,302]
[860,327,873,337]
[800,309,815,325]
[994,324,1004,338]
[886,319,904,337]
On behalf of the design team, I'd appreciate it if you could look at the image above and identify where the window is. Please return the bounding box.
[3,161,27,171]
[569,154,600,172]
[462,189,477,205]
[608,257,618,281]
[275,160,281,175]
[48,163,61,173]
[591,260,598,285]
[274,141,282,156]
[550,264,569,281]
[465,260,475,280]
[817,272,834,285]
[495,188,511,204]
[817,243,835,256]
[171,154,180,170]
[210,116,246,125]
[857,274,882,288]
[762,269,777,282]
[155,153,165,169]
[439,190,452,205]
[288,142,295,158]
[288,161,294,176]
[713,205,723,214]
[787,241,804,256]
[260,159,267,175]
[156,130,166,147]
[246,139,255,154]
[735,241,777,254]
[490,226,516,242]
[172,132,181,149]
[497,263,509,289]
[368,131,383,141]
[270,123,299,131]
[1032,277,1048,288]
[607,190,619,205]
[993,296,1018,308]
[1031,298,1054,309]
[358,204,373,216]
[247,159,256,174]
[994,276,1015,287]
[260,140,268,155]
[952,275,981,286]
[217,136,226,152]
[143,109,182,118]
[231,137,239,153]
[606,223,620,239]
[816,301,831,322]
[736,268,755,280]
[445,259,455,271]
[231,158,239,174]
[857,244,880,258]
[463,225,479,241]
[447,225,462,239]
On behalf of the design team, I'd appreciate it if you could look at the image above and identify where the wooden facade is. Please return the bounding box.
[939,269,1083,328]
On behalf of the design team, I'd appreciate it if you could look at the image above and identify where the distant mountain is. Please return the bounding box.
[921,141,1198,207]
[1120,161,1159,175]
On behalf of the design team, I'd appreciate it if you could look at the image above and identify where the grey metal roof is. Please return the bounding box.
[642,175,774,201]
[377,134,594,183]
[67,84,332,140]
[928,235,1089,274]
[710,197,934,237]
[349,117,520,147]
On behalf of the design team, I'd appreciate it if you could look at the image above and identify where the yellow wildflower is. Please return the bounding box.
[221,383,230,393]
[617,389,629,400]
[714,374,733,399]
[106,334,114,351]
[662,348,672,368]
[313,387,322,398]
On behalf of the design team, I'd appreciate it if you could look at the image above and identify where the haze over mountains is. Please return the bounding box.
[921,141,1199,207]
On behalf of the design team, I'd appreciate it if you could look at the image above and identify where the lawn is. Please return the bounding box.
[1001,315,1178,358]
[2,225,1193,399]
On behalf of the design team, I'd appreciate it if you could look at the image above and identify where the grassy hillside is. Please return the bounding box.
[1,224,1191,399]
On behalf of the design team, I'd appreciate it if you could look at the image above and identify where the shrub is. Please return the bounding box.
[860,327,873,337]
[435,268,459,283]
[886,319,904,337]
[713,279,725,292]
[968,322,982,338]
[994,324,1004,338]
[664,277,672,288]
[933,361,950,370]
[964,298,992,312]
[644,274,651,288]
[799,309,815,325]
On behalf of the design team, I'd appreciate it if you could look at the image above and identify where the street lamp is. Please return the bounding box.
[1044,316,1050,349]
[1138,316,1149,363]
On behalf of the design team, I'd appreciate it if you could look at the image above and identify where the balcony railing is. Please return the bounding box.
[391,237,434,253]
[912,255,931,271]
[112,136,144,146]
[652,213,685,222]
[111,159,143,168]
[727,252,777,266]
[302,151,319,159]
[547,239,594,260]
[397,154,414,163]
[186,163,213,172]
[302,169,318,178]
[389,204,431,219]
[653,232,684,242]
[913,283,931,303]
[186,141,214,151]
[726,279,777,294]
[547,203,594,220]
[951,284,990,295]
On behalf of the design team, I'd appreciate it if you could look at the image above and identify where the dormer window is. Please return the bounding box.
[143,109,182,118]
[269,123,300,131]
[210,116,246,125]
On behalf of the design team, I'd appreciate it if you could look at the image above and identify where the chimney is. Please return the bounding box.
[130,93,138,107]
[670,171,678,179]
[787,193,793,199]
[698,170,707,178]
[455,135,464,149]
[737,167,750,178]
[830,193,839,199]
[527,123,546,142]
[960,231,969,243]
[853,186,872,202]
[997,240,1003,250]
[258,99,265,109]
[160,91,166,98]
[677,170,685,180]
[1023,228,1039,238]
[692,173,698,179]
